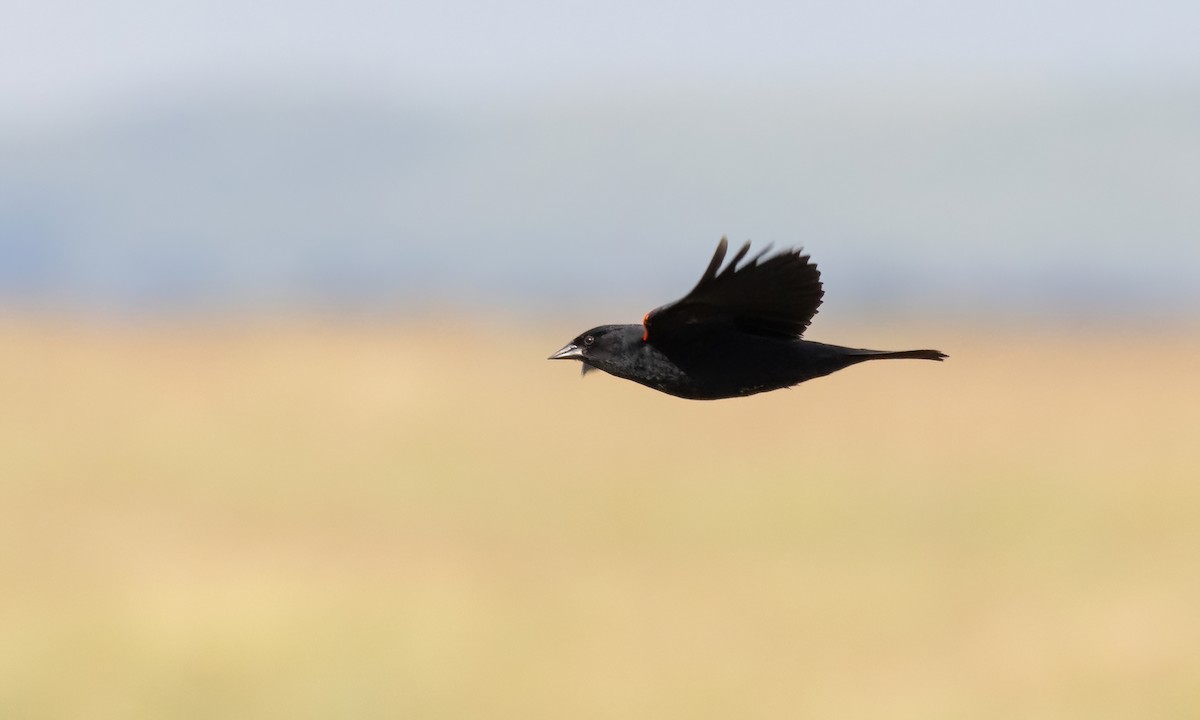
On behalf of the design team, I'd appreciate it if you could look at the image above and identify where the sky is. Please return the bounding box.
[3,1,1199,317]
[7,0,1200,118]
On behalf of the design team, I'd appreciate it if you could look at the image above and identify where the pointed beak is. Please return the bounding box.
[547,343,585,361]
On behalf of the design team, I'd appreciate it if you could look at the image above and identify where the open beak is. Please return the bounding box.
[547,343,585,360]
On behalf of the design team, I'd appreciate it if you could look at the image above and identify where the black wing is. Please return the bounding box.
[644,237,824,341]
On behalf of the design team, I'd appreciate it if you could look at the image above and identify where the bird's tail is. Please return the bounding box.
[848,348,948,362]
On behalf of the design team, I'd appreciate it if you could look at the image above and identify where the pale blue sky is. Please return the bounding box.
[6,0,1200,118]
[3,1,1198,315]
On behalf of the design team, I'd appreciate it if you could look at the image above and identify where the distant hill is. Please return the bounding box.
[2,83,1197,317]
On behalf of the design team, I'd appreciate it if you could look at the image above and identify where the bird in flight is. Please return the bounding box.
[549,238,946,400]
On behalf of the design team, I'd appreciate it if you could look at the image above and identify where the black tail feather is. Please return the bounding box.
[851,349,948,362]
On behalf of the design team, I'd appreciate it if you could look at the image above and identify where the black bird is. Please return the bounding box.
[549,238,946,400]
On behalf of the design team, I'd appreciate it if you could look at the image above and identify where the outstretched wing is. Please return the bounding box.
[644,237,824,341]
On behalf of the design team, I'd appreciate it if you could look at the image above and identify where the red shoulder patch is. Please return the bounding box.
[642,311,650,341]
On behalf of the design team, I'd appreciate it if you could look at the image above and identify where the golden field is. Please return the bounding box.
[0,316,1198,719]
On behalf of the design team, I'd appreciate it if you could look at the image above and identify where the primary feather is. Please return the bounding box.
[644,237,824,341]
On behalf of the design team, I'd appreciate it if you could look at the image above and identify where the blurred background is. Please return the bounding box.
[2,1,1198,718]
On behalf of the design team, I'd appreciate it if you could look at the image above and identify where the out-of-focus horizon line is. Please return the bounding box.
[3,78,1197,318]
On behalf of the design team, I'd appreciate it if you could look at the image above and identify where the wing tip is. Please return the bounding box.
[701,237,730,282]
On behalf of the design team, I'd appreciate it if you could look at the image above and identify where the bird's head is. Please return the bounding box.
[547,325,642,376]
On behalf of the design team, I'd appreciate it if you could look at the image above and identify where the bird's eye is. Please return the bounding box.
[584,335,594,346]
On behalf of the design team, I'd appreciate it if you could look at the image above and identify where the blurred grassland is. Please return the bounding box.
[1,317,1198,719]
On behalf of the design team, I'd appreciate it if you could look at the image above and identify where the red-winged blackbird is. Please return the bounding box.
[549,238,947,400]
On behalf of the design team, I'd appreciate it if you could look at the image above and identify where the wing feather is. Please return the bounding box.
[645,237,824,340]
